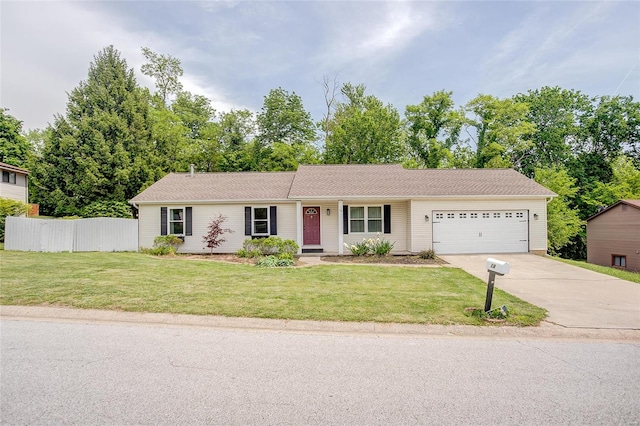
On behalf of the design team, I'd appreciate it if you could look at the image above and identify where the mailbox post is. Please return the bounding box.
[484,258,510,312]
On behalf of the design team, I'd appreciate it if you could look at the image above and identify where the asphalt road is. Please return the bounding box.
[1,319,639,425]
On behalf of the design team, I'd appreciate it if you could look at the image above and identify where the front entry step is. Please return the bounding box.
[302,248,324,253]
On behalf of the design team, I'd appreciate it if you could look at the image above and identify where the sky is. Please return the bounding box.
[1,1,639,132]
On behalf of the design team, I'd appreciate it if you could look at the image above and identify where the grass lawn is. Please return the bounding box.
[0,251,546,326]
[552,257,640,284]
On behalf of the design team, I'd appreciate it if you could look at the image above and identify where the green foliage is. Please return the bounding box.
[583,156,640,209]
[324,83,404,164]
[466,94,535,169]
[371,238,394,256]
[514,86,589,176]
[141,47,184,105]
[405,90,465,168]
[344,240,371,256]
[257,87,317,147]
[344,235,395,256]
[255,255,295,268]
[465,306,509,320]
[418,249,436,260]
[0,109,32,168]
[535,167,583,253]
[240,237,299,257]
[0,198,29,242]
[145,235,184,255]
[80,201,132,218]
[30,46,159,216]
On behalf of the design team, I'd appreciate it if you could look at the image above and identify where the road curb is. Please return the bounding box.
[1,305,639,342]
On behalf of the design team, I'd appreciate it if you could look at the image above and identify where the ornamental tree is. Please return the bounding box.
[202,214,234,254]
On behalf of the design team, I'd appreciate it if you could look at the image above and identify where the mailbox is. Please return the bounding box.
[486,258,510,276]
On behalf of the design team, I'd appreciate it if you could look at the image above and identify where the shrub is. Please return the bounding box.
[418,249,436,260]
[145,235,184,256]
[240,237,299,258]
[0,198,29,242]
[344,240,371,256]
[256,255,295,268]
[80,200,132,218]
[371,237,394,256]
[202,214,234,254]
[344,234,394,256]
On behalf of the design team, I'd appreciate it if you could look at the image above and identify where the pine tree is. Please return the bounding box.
[31,46,159,216]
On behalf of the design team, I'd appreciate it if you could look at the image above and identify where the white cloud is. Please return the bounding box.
[480,2,639,97]
[0,1,241,130]
[316,2,447,68]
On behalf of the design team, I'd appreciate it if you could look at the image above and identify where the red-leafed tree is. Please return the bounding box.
[202,214,234,254]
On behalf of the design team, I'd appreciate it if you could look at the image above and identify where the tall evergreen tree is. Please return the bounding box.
[31,46,157,216]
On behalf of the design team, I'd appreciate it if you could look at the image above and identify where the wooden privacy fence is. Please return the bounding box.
[4,217,138,252]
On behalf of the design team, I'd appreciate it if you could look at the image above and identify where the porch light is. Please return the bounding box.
[326,209,331,216]
[534,213,539,220]
[425,215,429,222]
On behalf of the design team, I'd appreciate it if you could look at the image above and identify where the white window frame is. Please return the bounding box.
[349,205,383,233]
[252,206,270,236]
[168,207,185,235]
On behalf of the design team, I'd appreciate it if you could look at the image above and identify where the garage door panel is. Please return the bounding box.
[433,210,528,254]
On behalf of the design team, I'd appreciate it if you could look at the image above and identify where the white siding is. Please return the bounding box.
[0,173,28,203]
[138,203,297,254]
[409,198,548,253]
[342,201,409,253]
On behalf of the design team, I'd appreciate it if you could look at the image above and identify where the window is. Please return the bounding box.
[470,213,478,219]
[459,213,467,219]
[169,208,184,234]
[493,213,501,218]
[368,207,382,232]
[350,206,382,233]
[612,255,627,268]
[516,212,524,218]
[505,213,513,218]
[435,213,444,219]
[447,213,455,219]
[482,213,490,219]
[2,171,16,184]
[253,207,269,235]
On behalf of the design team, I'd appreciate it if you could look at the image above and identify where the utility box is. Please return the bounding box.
[486,258,510,276]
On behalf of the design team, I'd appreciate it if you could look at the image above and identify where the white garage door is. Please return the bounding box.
[433,210,529,254]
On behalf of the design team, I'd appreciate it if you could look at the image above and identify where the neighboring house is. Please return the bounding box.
[130,164,556,255]
[0,162,29,204]
[586,200,640,272]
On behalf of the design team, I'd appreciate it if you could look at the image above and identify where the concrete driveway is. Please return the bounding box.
[439,254,640,330]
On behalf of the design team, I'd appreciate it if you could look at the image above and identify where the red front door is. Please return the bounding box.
[303,206,321,245]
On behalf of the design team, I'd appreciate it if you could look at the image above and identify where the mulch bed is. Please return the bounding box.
[170,254,446,266]
[321,255,446,265]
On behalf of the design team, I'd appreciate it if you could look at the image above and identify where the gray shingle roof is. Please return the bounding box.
[130,165,555,203]
[130,172,296,203]
[288,164,555,198]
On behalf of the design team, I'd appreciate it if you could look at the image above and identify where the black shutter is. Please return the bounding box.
[244,207,251,236]
[185,207,192,236]
[160,207,167,235]
[384,204,391,234]
[269,206,277,235]
[343,205,349,234]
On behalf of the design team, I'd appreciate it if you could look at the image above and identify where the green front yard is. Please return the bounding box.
[0,251,546,326]
[552,257,640,284]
